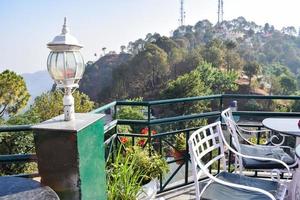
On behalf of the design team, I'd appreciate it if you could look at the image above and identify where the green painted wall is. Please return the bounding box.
[77,119,107,200]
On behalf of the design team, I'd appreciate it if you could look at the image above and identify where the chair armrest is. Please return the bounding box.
[219,126,291,177]
[238,126,271,134]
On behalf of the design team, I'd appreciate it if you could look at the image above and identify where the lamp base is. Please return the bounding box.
[63,88,75,121]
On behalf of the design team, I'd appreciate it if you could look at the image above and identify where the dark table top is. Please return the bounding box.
[262,118,300,137]
[0,177,59,199]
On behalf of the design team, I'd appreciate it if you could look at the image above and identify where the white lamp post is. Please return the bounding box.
[47,17,85,121]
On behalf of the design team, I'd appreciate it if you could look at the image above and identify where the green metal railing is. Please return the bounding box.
[0,125,38,178]
[1,94,300,192]
[93,94,300,193]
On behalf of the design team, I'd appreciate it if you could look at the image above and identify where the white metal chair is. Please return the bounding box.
[188,121,289,200]
[221,108,297,173]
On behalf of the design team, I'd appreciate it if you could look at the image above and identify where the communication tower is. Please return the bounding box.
[179,0,186,26]
[217,0,224,24]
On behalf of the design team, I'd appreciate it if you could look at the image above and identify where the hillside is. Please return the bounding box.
[79,17,300,104]
[79,53,132,101]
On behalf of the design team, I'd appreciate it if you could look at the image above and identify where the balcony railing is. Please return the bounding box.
[1,94,300,193]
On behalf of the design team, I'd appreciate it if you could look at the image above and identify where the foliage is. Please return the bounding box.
[202,39,225,68]
[116,97,145,135]
[0,70,30,117]
[110,43,170,99]
[279,75,297,95]
[291,92,300,112]
[30,90,95,121]
[80,17,300,103]
[116,98,145,120]
[107,147,145,200]
[248,135,267,145]
[174,133,186,151]
[107,146,169,200]
[126,146,169,184]
[161,68,209,128]
[172,49,202,78]
[244,100,264,111]
[197,62,238,94]
[161,67,208,119]
[243,61,261,87]
[0,112,40,175]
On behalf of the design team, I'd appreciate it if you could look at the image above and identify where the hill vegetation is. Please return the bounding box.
[79,17,300,105]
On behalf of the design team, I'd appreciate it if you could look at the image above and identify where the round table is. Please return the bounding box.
[262,118,300,200]
[262,118,300,137]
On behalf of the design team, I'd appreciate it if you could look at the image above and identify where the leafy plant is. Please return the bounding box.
[107,147,145,200]
[174,133,186,151]
[126,146,169,184]
[107,146,169,199]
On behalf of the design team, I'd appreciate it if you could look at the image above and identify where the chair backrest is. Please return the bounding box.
[188,121,226,182]
[221,108,241,151]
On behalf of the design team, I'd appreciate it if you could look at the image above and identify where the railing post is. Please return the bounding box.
[32,113,107,200]
[147,104,152,156]
[219,95,223,115]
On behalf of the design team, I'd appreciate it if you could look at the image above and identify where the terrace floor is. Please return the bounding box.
[157,172,291,200]
[157,183,196,200]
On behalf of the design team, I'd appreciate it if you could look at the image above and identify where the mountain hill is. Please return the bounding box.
[78,17,300,104]
[22,70,53,104]
[79,53,132,101]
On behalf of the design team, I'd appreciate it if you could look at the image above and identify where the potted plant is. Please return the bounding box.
[107,146,169,200]
[172,133,187,165]
[128,147,169,200]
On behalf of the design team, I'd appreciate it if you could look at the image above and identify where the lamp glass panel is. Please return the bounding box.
[73,51,85,79]
[55,52,65,80]
[65,52,76,79]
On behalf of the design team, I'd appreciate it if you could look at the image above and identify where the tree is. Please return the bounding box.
[154,36,179,55]
[291,92,300,112]
[279,75,297,95]
[114,43,169,98]
[161,69,208,116]
[0,112,40,175]
[281,26,297,36]
[197,62,238,94]
[161,69,209,128]
[30,90,95,121]
[0,70,30,117]
[120,45,126,53]
[202,39,225,68]
[243,62,261,87]
[225,51,244,72]
[116,97,145,133]
[268,76,282,95]
[176,51,202,74]
[162,69,207,100]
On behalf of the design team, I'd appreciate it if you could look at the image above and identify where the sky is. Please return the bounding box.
[1,0,300,74]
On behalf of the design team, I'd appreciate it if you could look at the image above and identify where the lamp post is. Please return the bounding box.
[47,17,85,121]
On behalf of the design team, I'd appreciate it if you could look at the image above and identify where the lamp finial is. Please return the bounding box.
[62,17,69,34]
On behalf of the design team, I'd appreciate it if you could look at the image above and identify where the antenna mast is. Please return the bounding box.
[179,0,186,26]
[217,0,224,24]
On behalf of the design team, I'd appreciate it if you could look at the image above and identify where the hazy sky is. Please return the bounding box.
[1,0,300,74]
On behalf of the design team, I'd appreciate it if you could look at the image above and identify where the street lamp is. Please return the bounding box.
[47,17,85,121]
